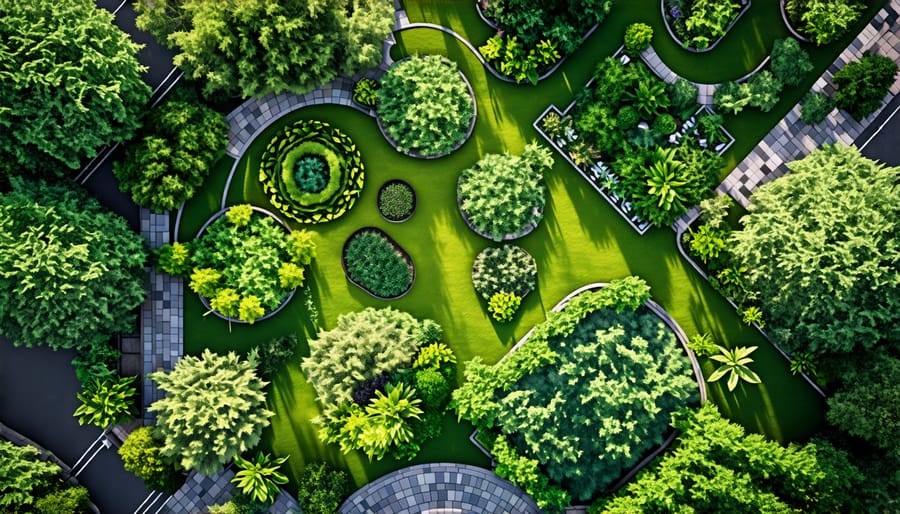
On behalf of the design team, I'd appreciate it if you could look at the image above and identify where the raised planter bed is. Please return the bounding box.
[779,0,813,42]
[377,179,416,223]
[341,227,415,299]
[662,0,752,52]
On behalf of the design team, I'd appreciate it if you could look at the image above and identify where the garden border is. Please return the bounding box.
[341,226,416,300]
[661,0,752,53]
[471,282,707,507]
[376,56,478,160]
[779,0,813,43]
[377,179,417,223]
[193,205,298,324]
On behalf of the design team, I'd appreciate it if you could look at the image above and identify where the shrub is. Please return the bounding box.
[343,229,413,298]
[0,440,60,510]
[472,245,538,301]
[747,70,783,112]
[770,38,814,87]
[187,207,316,322]
[540,111,569,140]
[488,292,522,322]
[668,78,700,120]
[800,92,835,124]
[352,78,379,107]
[698,194,734,230]
[616,106,640,129]
[113,100,228,212]
[293,156,328,193]
[295,463,351,514]
[652,113,677,135]
[377,55,474,157]
[377,181,415,221]
[413,342,457,373]
[119,427,182,494]
[458,143,554,240]
[74,375,137,428]
[481,35,559,85]
[259,119,365,224]
[232,452,289,505]
[688,333,718,357]
[415,368,451,411]
[694,112,727,145]
[688,224,729,266]
[414,320,444,346]
[253,335,299,378]
[34,486,91,514]
[71,341,120,385]
[352,374,391,406]
[795,0,863,46]
[681,0,742,49]
[833,54,899,120]
[713,81,752,115]
[157,241,192,277]
[624,23,653,56]
[483,0,614,54]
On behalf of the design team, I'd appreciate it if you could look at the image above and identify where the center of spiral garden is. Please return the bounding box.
[293,155,329,194]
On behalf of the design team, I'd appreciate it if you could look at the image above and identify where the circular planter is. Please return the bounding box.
[456,174,543,242]
[661,0,752,53]
[194,206,297,324]
[341,227,415,300]
[377,179,417,223]
[471,245,537,302]
[376,56,478,160]
[779,0,813,42]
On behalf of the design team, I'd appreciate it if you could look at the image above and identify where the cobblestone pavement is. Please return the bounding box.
[159,469,301,513]
[718,0,900,208]
[338,463,541,514]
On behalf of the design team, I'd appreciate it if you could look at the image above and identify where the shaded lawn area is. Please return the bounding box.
[171,0,899,492]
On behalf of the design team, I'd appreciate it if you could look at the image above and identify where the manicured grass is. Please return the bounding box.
[174,0,891,493]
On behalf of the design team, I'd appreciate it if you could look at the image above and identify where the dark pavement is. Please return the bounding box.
[0,337,153,513]
[857,93,900,166]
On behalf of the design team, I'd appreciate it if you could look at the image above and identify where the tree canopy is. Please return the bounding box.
[0,440,61,510]
[0,0,150,177]
[0,179,147,350]
[730,144,900,356]
[148,349,273,475]
[135,0,394,97]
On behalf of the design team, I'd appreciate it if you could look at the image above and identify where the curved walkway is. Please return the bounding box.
[338,463,541,514]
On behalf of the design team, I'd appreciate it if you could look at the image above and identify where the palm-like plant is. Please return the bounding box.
[627,79,670,117]
[646,148,687,211]
[359,383,423,460]
[708,345,762,391]
[232,452,289,505]
[74,375,137,428]
[789,352,818,378]
[740,306,765,328]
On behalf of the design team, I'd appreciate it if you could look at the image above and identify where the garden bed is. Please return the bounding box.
[377,179,416,223]
[662,0,751,52]
[341,227,415,299]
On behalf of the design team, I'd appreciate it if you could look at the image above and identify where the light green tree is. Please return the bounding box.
[232,452,289,505]
[0,440,60,510]
[0,0,149,176]
[119,427,182,494]
[148,349,273,475]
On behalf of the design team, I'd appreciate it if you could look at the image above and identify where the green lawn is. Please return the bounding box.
[176,0,886,494]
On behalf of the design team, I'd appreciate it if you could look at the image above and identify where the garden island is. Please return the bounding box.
[0,0,898,512]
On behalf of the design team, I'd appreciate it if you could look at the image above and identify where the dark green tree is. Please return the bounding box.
[114,100,228,212]
[0,179,147,350]
[135,0,394,98]
[833,54,899,120]
[0,0,150,176]
[730,144,900,356]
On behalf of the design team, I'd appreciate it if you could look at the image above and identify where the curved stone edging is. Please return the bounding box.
[661,0,752,53]
[779,0,813,43]
[341,226,415,300]
[673,212,827,398]
[194,206,298,324]
[338,463,542,514]
[376,56,477,160]
[377,179,417,223]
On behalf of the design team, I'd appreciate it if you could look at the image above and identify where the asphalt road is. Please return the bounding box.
[857,93,900,166]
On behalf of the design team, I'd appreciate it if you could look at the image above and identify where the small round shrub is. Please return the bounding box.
[472,245,537,301]
[414,368,451,410]
[119,426,183,494]
[624,23,653,56]
[800,92,835,124]
[414,320,444,346]
[377,55,475,157]
[352,78,379,107]
[652,113,677,135]
[488,291,521,322]
[296,463,351,514]
[833,54,899,120]
[377,181,415,221]
[293,156,328,193]
[616,105,640,129]
[343,229,413,298]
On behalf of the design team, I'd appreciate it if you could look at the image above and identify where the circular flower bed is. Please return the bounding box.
[376,55,476,158]
[342,227,414,299]
[259,119,365,224]
[377,180,416,222]
[190,204,316,323]
[472,245,538,322]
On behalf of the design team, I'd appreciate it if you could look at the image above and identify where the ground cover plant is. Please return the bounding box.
[785,0,864,45]
[458,143,554,240]
[664,0,743,50]
[166,205,316,323]
[302,308,455,461]
[472,245,538,322]
[454,277,698,509]
[134,0,394,97]
[0,179,147,351]
[114,98,228,212]
[376,55,475,156]
[342,228,414,298]
[259,119,366,224]
[0,0,149,177]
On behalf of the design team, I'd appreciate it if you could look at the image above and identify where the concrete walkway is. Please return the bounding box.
[338,463,541,514]
[717,0,900,208]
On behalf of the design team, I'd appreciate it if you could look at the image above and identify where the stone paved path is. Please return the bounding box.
[718,0,900,208]
[139,209,183,419]
[160,468,301,513]
[338,463,541,514]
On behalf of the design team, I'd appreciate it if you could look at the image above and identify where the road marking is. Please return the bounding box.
[112,0,128,15]
[859,101,900,150]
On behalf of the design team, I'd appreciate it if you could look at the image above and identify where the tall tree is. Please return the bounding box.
[0,179,147,350]
[730,144,900,356]
[0,0,150,177]
[148,349,273,475]
[135,0,394,98]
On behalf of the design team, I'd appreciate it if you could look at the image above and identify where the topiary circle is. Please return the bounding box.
[259,119,365,224]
